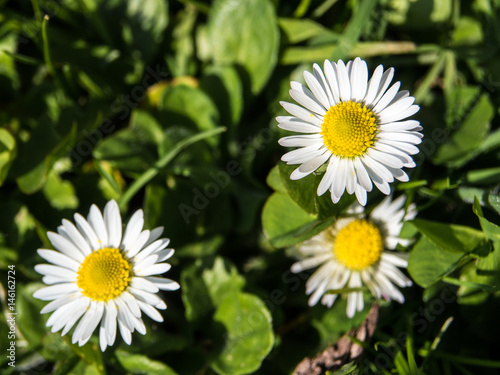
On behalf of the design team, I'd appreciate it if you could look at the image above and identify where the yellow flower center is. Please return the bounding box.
[334,219,383,270]
[76,248,132,302]
[321,101,378,158]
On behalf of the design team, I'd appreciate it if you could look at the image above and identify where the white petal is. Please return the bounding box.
[145,277,180,291]
[279,134,323,147]
[370,67,395,107]
[74,213,100,251]
[350,57,368,102]
[37,249,80,271]
[135,263,171,277]
[317,156,338,196]
[289,88,326,115]
[280,101,323,125]
[345,158,357,194]
[59,219,92,256]
[332,158,348,198]
[134,239,170,263]
[137,300,164,322]
[35,264,76,278]
[324,60,341,104]
[121,291,142,318]
[144,227,165,248]
[126,230,150,258]
[336,60,351,102]
[87,205,108,248]
[379,120,422,132]
[373,82,401,113]
[33,283,79,301]
[282,146,325,164]
[118,320,132,345]
[278,119,321,133]
[291,254,332,273]
[355,185,367,206]
[294,151,331,177]
[379,105,420,124]
[47,232,85,263]
[304,69,330,109]
[353,158,373,192]
[363,65,384,106]
[131,277,159,293]
[122,209,144,252]
[367,148,404,169]
[104,200,122,249]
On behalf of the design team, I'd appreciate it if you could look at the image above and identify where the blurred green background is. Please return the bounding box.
[1,0,500,374]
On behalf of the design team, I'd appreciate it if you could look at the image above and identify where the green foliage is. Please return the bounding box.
[2,0,500,374]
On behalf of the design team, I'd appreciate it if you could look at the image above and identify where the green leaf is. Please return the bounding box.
[207,0,279,94]
[278,162,316,214]
[466,167,500,185]
[473,197,500,242]
[266,165,285,193]
[411,218,485,254]
[211,292,274,375]
[42,160,79,210]
[408,237,473,288]
[16,283,48,348]
[200,65,243,129]
[262,192,322,248]
[433,93,494,166]
[66,339,105,375]
[278,17,332,44]
[115,350,178,375]
[0,128,17,186]
[181,256,245,321]
[487,194,500,215]
[159,85,220,140]
[15,122,77,194]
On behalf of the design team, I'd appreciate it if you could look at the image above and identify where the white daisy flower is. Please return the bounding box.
[33,200,180,351]
[277,57,422,206]
[290,195,416,318]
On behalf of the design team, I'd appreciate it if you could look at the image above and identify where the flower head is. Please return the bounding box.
[290,195,415,318]
[277,57,422,206]
[33,200,180,351]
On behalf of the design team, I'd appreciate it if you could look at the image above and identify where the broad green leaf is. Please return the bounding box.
[458,243,500,303]
[16,283,47,348]
[473,198,500,242]
[15,122,77,194]
[200,65,243,129]
[115,350,178,375]
[92,125,158,174]
[266,165,285,193]
[488,194,500,215]
[181,256,245,321]
[279,162,316,214]
[159,85,220,142]
[278,18,332,44]
[408,237,473,288]
[262,192,322,248]
[0,128,17,186]
[0,33,20,98]
[452,16,483,46]
[211,292,274,375]
[66,339,105,375]
[42,160,79,210]
[433,93,494,166]
[278,163,355,220]
[207,0,279,94]
[411,218,485,254]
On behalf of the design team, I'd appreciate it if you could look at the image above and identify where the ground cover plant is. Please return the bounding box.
[1,0,500,374]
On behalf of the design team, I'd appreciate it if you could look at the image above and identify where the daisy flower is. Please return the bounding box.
[33,200,179,351]
[290,195,415,318]
[277,57,422,206]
